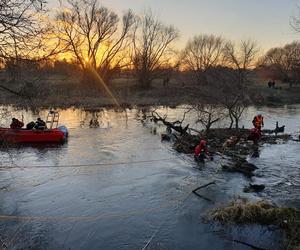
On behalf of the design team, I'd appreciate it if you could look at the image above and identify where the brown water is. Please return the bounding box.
[0,105,299,249]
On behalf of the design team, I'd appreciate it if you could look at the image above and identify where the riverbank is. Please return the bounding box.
[1,76,300,108]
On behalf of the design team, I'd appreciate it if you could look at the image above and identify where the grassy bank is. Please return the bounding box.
[1,75,300,108]
[210,199,300,249]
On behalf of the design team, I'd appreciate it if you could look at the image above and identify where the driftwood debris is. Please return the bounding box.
[222,160,258,177]
[147,111,290,178]
[192,181,216,193]
[222,237,267,250]
[192,181,216,202]
[151,110,190,135]
[243,183,266,193]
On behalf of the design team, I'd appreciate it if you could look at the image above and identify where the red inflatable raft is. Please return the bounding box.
[0,128,66,144]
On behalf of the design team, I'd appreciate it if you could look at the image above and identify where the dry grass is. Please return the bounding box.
[210,199,300,249]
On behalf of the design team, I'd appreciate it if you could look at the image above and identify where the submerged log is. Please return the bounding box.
[222,160,258,177]
[192,181,216,202]
[243,183,266,193]
[161,133,171,141]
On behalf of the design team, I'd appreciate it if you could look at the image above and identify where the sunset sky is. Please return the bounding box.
[49,0,300,51]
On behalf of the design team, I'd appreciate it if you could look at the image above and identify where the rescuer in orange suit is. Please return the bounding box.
[252,113,264,131]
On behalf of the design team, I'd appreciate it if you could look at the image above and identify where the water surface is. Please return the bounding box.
[0,105,299,249]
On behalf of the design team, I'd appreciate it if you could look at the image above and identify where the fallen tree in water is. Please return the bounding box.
[151,110,190,135]
[147,112,290,177]
[209,199,300,249]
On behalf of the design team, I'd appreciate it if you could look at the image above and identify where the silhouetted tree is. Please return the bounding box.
[0,0,62,97]
[182,34,225,84]
[56,0,134,83]
[193,104,226,131]
[259,42,300,84]
[223,39,258,86]
[131,11,179,88]
[218,40,258,128]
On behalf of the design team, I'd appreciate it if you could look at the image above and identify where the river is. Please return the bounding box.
[0,105,299,249]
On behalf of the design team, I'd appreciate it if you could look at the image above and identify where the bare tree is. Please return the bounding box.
[291,6,300,33]
[0,0,47,59]
[193,104,225,131]
[219,40,258,128]
[55,0,134,83]
[131,10,179,88]
[223,39,258,86]
[257,47,287,81]
[259,42,300,84]
[182,34,225,84]
[0,0,64,98]
[214,68,248,129]
[0,0,45,36]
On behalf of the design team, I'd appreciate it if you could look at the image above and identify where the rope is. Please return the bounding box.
[0,157,179,170]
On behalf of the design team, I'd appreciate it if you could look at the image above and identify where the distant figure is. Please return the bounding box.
[252,113,264,132]
[268,81,272,88]
[194,140,212,163]
[26,121,35,130]
[268,81,276,88]
[163,77,170,87]
[89,118,99,128]
[10,118,24,129]
[35,118,46,130]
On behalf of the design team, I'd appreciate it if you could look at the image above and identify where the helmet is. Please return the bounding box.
[200,140,207,146]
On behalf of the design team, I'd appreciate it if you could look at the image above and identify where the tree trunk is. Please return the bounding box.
[229,112,234,129]
[235,117,239,129]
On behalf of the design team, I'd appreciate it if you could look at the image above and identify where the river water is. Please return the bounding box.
[0,105,299,249]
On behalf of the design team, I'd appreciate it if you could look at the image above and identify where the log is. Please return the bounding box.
[192,181,216,202]
[243,183,266,193]
[151,111,189,135]
[192,181,216,193]
[223,237,267,250]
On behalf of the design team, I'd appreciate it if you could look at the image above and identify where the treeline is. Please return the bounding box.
[1,0,300,90]
[258,42,300,85]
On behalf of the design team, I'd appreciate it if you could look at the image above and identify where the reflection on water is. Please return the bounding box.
[0,104,299,249]
[1,105,300,202]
